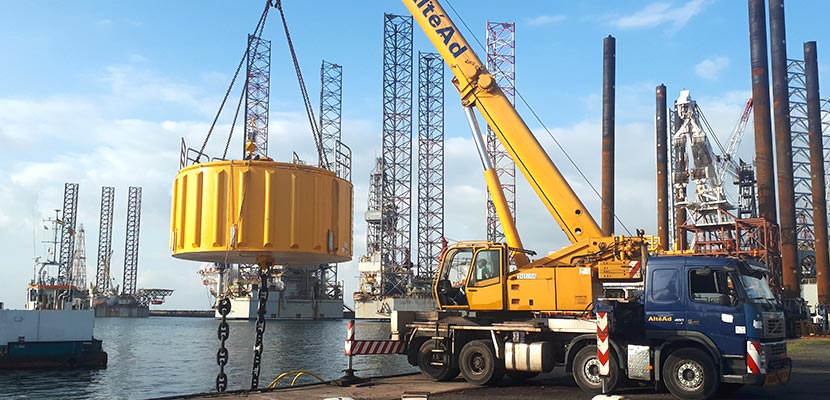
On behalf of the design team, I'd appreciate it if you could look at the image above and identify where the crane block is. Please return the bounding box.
[170,160,353,265]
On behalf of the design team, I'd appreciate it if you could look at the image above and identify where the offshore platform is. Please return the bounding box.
[186,17,350,321]
[352,19,519,319]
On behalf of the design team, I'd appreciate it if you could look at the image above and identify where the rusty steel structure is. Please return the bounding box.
[601,35,616,236]
[769,0,799,296]
[680,218,780,264]
[656,85,669,250]
[804,41,830,304]
[748,0,777,225]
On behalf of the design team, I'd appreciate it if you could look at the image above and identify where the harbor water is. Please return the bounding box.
[0,317,416,399]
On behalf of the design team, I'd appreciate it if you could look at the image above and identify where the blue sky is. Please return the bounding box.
[2,0,829,310]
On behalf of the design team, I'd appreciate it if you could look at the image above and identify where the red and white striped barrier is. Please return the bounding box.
[597,312,610,376]
[747,340,764,374]
[348,340,405,355]
[343,320,404,356]
[628,261,642,279]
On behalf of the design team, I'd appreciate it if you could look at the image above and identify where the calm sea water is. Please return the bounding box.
[0,317,416,399]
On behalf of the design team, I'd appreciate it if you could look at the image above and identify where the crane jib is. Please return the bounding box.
[413,0,468,58]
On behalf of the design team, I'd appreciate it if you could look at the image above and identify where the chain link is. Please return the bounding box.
[216,297,232,392]
[250,267,270,389]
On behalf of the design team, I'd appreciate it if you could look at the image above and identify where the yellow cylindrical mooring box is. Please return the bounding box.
[170,160,353,265]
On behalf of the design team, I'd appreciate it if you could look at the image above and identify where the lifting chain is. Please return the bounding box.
[250,265,270,389]
[216,297,232,392]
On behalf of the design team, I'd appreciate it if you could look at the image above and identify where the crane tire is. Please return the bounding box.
[458,339,504,385]
[417,340,459,381]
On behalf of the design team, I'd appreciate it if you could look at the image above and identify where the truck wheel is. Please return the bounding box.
[418,340,459,381]
[572,345,619,393]
[458,340,504,385]
[663,348,720,400]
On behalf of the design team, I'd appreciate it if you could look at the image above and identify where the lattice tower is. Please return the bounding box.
[788,59,815,250]
[380,14,414,297]
[96,186,115,293]
[70,224,87,289]
[485,21,517,243]
[244,34,271,158]
[318,60,345,297]
[58,183,79,285]
[416,52,444,284]
[122,187,142,296]
[319,61,343,171]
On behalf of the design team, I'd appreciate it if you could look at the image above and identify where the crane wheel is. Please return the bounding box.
[458,339,504,386]
[572,344,619,393]
[663,348,719,400]
[418,340,459,381]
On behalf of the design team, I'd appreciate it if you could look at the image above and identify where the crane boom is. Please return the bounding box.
[405,0,648,314]
[404,0,602,243]
[717,98,753,185]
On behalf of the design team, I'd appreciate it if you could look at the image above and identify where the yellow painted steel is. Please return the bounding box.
[404,0,602,243]
[407,0,650,312]
[170,160,353,265]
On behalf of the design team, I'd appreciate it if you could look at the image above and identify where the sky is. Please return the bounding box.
[2,0,830,310]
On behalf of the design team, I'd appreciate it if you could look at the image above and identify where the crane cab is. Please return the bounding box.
[434,242,507,311]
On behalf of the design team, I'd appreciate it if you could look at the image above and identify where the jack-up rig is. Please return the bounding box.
[187,3,350,321]
[92,186,174,317]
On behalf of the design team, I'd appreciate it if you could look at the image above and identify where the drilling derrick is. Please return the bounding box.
[485,21,516,243]
[58,183,79,286]
[380,14,414,298]
[122,187,142,297]
[95,186,115,294]
[415,52,444,294]
[70,224,87,290]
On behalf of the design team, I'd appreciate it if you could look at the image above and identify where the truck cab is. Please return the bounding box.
[595,256,790,399]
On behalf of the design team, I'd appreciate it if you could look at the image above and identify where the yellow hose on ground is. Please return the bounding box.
[267,370,325,388]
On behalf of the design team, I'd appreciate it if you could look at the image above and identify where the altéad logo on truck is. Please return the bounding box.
[412,0,468,58]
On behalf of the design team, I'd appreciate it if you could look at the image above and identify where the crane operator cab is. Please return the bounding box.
[435,243,506,310]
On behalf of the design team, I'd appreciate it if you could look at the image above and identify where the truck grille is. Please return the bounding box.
[763,316,785,338]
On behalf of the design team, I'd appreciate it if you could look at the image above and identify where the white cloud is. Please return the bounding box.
[695,56,730,80]
[613,0,712,30]
[527,15,566,27]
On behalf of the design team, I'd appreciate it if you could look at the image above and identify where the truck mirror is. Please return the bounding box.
[694,267,712,276]
[718,294,732,306]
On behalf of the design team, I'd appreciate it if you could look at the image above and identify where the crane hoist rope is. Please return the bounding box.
[196,1,272,163]
[274,0,328,168]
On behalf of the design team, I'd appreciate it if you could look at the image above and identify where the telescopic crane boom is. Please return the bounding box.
[403,0,648,313]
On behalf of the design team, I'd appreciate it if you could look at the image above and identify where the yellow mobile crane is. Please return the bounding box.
[396,0,646,388]
[403,1,648,314]
[396,2,790,399]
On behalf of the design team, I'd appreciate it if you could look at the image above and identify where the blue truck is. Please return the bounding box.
[588,255,791,399]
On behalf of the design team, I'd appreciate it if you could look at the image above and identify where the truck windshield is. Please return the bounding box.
[739,274,775,300]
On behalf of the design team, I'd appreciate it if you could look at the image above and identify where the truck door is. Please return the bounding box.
[645,266,687,335]
[465,248,504,310]
[685,265,744,356]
